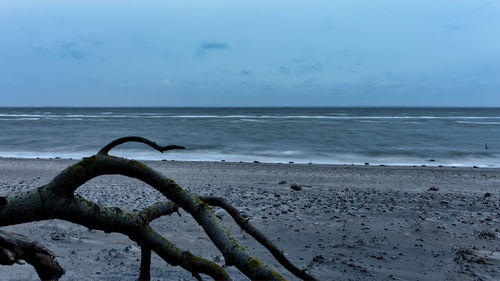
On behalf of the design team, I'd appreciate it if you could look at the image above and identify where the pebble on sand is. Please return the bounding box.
[290,184,302,191]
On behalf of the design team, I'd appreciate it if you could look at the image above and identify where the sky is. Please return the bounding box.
[0,0,499,107]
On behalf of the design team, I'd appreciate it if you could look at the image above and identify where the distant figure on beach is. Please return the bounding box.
[485,144,488,150]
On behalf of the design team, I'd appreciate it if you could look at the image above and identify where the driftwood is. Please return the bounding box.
[0,230,64,280]
[0,136,315,280]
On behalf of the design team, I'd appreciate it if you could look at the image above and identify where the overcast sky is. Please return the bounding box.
[1,0,499,107]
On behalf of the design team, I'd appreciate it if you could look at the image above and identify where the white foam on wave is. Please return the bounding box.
[2,112,500,121]
[0,117,40,121]
[0,114,45,117]
[239,119,267,123]
[0,151,94,160]
[456,121,500,125]
[154,115,500,120]
[1,149,499,168]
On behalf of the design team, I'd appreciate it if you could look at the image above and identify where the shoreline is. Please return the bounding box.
[1,155,499,170]
[0,158,499,280]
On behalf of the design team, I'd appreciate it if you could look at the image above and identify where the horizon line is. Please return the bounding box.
[1,106,500,109]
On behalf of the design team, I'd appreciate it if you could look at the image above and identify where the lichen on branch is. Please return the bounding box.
[0,136,315,281]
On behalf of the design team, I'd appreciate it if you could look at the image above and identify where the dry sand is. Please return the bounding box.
[0,158,499,281]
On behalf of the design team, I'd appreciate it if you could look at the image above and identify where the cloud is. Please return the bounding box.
[196,41,230,57]
[279,62,324,76]
[59,42,88,61]
[239,70,252,76]
[200,42,229,50]
[293,61,324,75]
[279,67,290,75]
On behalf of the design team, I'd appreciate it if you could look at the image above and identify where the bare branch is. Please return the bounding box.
[138,200,179,223]
[60,195,232,281]
[200,196,316,281]
[0,137,315,280]
[138,247,151,281]
[46,154,286,280]
[136,201,177,281]
[98,136,184,155]
[0,230,64,281]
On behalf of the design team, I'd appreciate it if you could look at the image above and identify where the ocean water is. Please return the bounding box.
[0,107,499,167]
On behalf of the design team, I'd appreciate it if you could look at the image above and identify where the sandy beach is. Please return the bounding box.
[0,158,499,280]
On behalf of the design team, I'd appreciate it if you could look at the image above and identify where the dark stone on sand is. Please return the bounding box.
[473,166,479,168]
[253,160,260,163]
[51,233,65,241]
[428,186,439,191]
[477,230,496,239]
[312,255,325,262]
[364,163,369,166]
[290,184,302,191]
[289,161,294,164]
[484,192,491,198]
[429,159,435,162]
[278,181,287,184]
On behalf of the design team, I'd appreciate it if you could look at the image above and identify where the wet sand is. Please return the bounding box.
[0,158,499,280]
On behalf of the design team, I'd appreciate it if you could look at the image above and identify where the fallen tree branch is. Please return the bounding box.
[138,247,151,281]
[0,230,64,281]
[137,200,179,223]
[98,136,185,155]
[65,195,231,280]
[136,200,179,281]
[0,136,314,280]
[200,196,316,281]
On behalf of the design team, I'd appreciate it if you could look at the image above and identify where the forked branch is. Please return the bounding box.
[200,196,316,281]
[98,136,185,155]
[0,137,315,281]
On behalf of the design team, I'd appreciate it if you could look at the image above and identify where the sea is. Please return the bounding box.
[0,107,499,167]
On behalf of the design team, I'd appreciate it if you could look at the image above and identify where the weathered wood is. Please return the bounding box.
[200,196,316,281]
[138,247,151,281]
[0,230,64,281]
[0,137,314,281]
